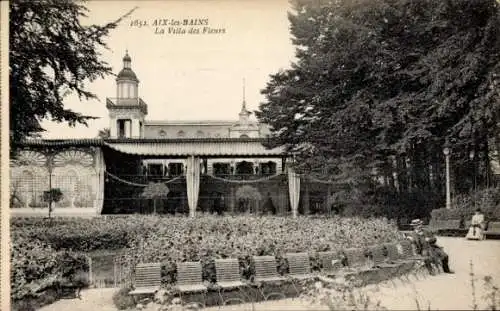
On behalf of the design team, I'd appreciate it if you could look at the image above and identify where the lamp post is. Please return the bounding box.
[443,141,451,209]
[469,150,476,210]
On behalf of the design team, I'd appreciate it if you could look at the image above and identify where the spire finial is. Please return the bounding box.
[242,78,247,111]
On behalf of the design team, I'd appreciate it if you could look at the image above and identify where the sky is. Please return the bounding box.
[41,0,296,139]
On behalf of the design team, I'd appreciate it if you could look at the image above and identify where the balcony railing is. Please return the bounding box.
[212,173,276,180]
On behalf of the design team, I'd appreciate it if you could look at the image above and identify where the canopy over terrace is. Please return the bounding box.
[11,138,315,217]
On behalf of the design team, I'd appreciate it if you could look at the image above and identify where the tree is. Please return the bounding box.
[141,182,169,214]
[43,188,63,218]
[235,185,262,213]
[257,0,500,195]
[97,128,110,139]
[10,0,136,154]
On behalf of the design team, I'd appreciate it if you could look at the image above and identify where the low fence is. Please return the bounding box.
[87,253,132,289]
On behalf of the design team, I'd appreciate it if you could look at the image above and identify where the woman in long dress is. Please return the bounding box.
[466,208,485,240]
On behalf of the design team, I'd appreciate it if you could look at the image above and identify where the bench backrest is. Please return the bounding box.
[369,245,387,265]
[399,239,417,257]
[488,221,500,232]
[343,248,368,268]
[318,251,342,271]
[214,258,240,283]
[445,219,461,230]
[177,261,203,286]
[134,262,162,288]
[384,243,403,261]
[253,256,279,280]
[285,252,311,275]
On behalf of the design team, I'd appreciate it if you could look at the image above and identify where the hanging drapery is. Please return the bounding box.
[288,165,300,218]
[186,155,201,218]
[94,148,106,215]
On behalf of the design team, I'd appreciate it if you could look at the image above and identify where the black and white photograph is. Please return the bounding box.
[4,0,500,310]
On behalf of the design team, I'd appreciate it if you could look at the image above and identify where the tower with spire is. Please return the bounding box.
[229,78,260,138]
[106,51,148,139]
[238,78,250,124]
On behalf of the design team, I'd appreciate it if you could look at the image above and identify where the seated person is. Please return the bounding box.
[466,208,485,240]
[407,219,454,274]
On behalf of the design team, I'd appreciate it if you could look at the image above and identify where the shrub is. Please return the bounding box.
[112,286,136,310]
[431,186,500,222]
[10,236,90,308]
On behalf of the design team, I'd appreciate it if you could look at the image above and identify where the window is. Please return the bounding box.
[147,164,163,177]
[235,161,254,175]
[260,161,277,176]
[240,134,249,138]
[117,120,126,138]
[159,130,166,137]
[177,130,185,137]
[213,163,231,176]
[196,130,204,137]
[168,163,184,177]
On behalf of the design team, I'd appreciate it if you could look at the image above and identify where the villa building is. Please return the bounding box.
[10,52,335,217]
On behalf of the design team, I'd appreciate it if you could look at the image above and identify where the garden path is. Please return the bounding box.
[38,237,500,311]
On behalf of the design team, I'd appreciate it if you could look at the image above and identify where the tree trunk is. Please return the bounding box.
[153,199,156,214]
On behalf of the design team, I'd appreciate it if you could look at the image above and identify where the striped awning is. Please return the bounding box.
[104,139,285,156]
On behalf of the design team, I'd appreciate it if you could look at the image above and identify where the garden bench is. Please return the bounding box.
[444,219,461,231]
[369,245,399,269]
[318,251,343,277]
[175,261,207,308]
[384,243,405,263]
[399,240,424,261]
[341,247,371,275]
[214,258,249,305]
[129,262,161,297]
[285,252,316,296]
[485,221,500,237]
[252,255,286,300]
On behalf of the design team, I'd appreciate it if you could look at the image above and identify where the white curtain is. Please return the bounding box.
[288,166,301,218]
[94,148,106,215]
[186,156,201,217]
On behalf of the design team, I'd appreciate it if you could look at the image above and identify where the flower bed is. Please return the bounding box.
[113,215,402,284]
[11,215,402,308]
[11,236,89,311]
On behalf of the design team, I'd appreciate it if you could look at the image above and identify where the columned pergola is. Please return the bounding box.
[11,138,326,218]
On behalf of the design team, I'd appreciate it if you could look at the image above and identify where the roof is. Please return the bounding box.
[116,68,138,81]
[103,138,285,157]
[14,138,286,157]
[145,120,260,126]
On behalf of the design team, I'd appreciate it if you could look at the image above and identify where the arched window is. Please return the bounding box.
[159,130,166,137]
[177,130,185,137]
[196,130,204,137]
[240,134,249,138]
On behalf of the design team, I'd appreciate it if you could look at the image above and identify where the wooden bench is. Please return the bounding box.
[214,258,248,305]
[485,221,500,237]
[175,261,207,308]
[342,248,371,275]
[444,219,461,230]
[399,240,424,261]
[252,255,286,300]
[318,251,343,277]
[285,252,316,296]
[129,263,161,297]
[369,245,399,269]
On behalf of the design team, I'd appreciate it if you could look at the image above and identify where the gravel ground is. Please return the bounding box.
[38,236,500,311]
